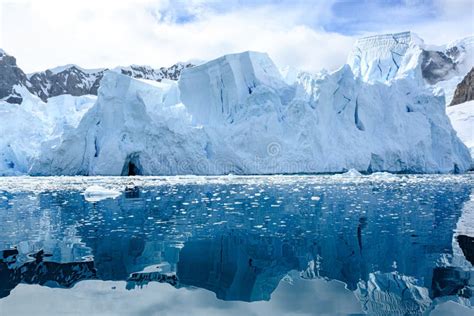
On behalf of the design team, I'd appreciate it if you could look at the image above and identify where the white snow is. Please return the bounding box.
[432,75,466,105]
[447,101,474,166]
[432,36,474,105]
[446,36,474,77]
[45,64,105,75]
[83,185,121,202]
[111,62,189,82]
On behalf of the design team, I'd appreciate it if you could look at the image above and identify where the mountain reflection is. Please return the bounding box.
[0,176,472,314]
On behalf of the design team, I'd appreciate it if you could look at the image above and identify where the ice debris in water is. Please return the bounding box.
[340,169,363,177]
[0,174,471,194]
[369,172,399,181]
[83,185,121,202]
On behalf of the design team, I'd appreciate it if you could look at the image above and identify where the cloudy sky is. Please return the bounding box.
[0,0,473,73]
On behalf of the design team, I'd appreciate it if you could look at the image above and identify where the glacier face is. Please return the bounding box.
[1,32,473,176]
[179,51,291,125]
[28,48,471,175]
[31,72,209,176]
[0,88,96,176]
[347,31,425,84]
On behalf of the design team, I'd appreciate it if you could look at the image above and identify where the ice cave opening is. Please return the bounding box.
[121,153,143,176]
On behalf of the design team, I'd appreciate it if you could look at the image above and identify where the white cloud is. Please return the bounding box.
[0,0,471,73]
[0,0,354,73]
[367,0,474,45]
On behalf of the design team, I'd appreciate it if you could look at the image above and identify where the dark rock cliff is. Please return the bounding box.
[450,67,474,106]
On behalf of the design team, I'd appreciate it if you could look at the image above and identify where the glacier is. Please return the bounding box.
[1,32,473,175]
[347,31,425,84]
[0,89,96,175]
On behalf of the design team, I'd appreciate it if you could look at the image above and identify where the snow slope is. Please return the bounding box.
[447,101,474,167]
[29,49,471,175]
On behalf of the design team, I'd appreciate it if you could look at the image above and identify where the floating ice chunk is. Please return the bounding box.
[341,169,363,177]
[83,185,121,202]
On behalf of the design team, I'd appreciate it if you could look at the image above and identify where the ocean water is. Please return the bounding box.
[0,174,473,315]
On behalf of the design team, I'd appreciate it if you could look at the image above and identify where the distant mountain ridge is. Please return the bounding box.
[0,51,29,104]
[0,49,193,103]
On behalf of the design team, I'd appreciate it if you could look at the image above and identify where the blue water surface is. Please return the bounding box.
[0,174,472,315]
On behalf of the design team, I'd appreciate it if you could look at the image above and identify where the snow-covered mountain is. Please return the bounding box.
[347,31,473,105]
[27,66,106,101]
[115,63,193,82]
[0,49,193,103]
[0,49,29,104]
[26,63,193,102]
[1,32,473,176]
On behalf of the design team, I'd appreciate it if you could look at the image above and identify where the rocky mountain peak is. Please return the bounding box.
[27,65,106,101]
[0,51,195,103]
[0,50,28,104]
[116,62,194,82]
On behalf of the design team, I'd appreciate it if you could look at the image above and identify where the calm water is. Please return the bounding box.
[0,174,473,315]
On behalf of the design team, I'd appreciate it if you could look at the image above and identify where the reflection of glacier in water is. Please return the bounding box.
[0,175,473,315]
